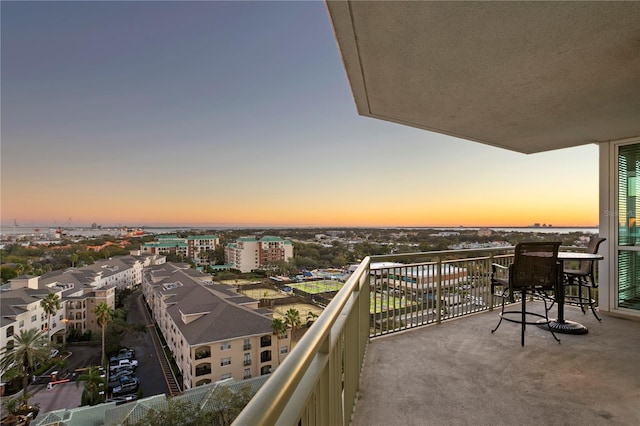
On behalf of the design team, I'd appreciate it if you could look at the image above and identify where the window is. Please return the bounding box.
[260,335,272,348]
[617,142,640,311]
[220,341,231,351]
[31,315,37,323]
[243,353,251,366]
[195,363,211,376]
[195,346,211,360]
[18,320,24,328]
[6,326,14,338]
[243,338,251,350]
[221,373,232,380]
[280,346,289,354]
[244,369,251,379]
[220,357,231,367]
[260,365,272,375]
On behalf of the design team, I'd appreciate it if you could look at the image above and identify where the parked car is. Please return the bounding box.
[110,368,135,382]
[112,376,139,396]
[106,395,137,405]
[109,359,138,372]
[118,348,135,359]
[50,349,59,358]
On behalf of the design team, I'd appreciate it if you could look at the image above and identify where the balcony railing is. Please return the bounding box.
[234,247,523,425]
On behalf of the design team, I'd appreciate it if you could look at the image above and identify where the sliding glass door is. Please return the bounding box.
[617,142,640,310]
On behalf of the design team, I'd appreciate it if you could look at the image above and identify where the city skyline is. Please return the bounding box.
[1,1,599,229]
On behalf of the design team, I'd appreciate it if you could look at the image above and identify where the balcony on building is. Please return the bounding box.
[232,2,640,425]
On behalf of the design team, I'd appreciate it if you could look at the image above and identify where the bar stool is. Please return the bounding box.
[563,237,606,321]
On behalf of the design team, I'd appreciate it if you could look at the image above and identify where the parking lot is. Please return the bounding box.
[19,291,170,417]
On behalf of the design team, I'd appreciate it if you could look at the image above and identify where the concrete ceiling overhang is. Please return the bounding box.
[326,1,640,154]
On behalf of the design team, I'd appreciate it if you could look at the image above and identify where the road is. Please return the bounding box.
[121,290,177,398]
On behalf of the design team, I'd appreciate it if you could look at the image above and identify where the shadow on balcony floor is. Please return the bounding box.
[353,304,640,426]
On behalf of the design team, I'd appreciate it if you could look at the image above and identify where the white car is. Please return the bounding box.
[109,359,138,372]
[50,349,59,358]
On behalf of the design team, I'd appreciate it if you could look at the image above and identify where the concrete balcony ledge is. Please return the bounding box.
[353,303,640,426]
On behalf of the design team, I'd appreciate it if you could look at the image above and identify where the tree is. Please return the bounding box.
[76,366,106,406]
[128,399,197,426]
[207,385,253,426]
[126,385,253,426]
[94,302,114,368]
[306,310,319,327]
[213,246,226,265]
[271,318,287,339]
[70,253,79,267]
[0,328,50,411]
[284,308,301,341]
[40,293,62,343]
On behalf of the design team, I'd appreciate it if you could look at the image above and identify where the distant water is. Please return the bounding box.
[0,225,598,238]
[449,227,598,234]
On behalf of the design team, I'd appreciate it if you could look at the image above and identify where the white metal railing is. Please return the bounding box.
[233,246,596,425]
[233,256,371,426]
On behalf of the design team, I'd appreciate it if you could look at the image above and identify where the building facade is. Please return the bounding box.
[142,263,290,389]
[225,236,294,273]
[142,235,220,266]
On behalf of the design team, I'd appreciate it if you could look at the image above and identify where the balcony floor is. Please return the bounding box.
[353,303,640,426]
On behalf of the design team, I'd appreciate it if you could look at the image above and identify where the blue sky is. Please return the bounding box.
[1,1,599,228]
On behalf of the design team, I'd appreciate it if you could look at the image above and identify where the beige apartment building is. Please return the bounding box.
[142,263,290,389]
[225,236,294,273]
[141,235,220,266]
[0,277,66,351]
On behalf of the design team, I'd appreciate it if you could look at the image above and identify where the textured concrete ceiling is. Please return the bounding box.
[326,1,640,154]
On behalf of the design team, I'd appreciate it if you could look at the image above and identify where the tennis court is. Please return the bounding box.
[240,287,289,299]
[289,280,343,294]
[370,293,415,314]
[220,279,262,286]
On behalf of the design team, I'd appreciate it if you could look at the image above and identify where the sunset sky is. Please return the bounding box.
[1,1,599,229]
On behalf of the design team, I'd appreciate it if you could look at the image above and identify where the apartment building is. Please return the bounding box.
[1,252,165,346]
[225,236,294,273]
[141,235,188,257]
[142,263,290,390]
[0,276,65,351]
[142,235,220,265]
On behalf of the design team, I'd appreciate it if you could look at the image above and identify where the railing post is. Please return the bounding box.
[489,251,495,311]
[436,257,442,323]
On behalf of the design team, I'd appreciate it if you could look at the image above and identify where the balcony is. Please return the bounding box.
[234,248,640,425]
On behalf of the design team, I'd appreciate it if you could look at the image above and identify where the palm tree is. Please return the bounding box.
[284,308,301,341]
[306,310,319,328]
[76,366,105,406]
[40,293,62,343]
[271,318,287,339]
[0,328,50,410]
[94,302,114,368]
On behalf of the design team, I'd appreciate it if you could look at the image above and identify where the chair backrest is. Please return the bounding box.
[587,237,606,254]
[511,241,561,289]
[576,237,606,274]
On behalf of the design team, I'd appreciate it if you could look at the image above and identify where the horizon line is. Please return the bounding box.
[1,224,600,230]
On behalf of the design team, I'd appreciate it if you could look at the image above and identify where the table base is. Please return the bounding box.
[537,318,588,334]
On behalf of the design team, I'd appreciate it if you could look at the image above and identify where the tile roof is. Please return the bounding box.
[154,271,273,346]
